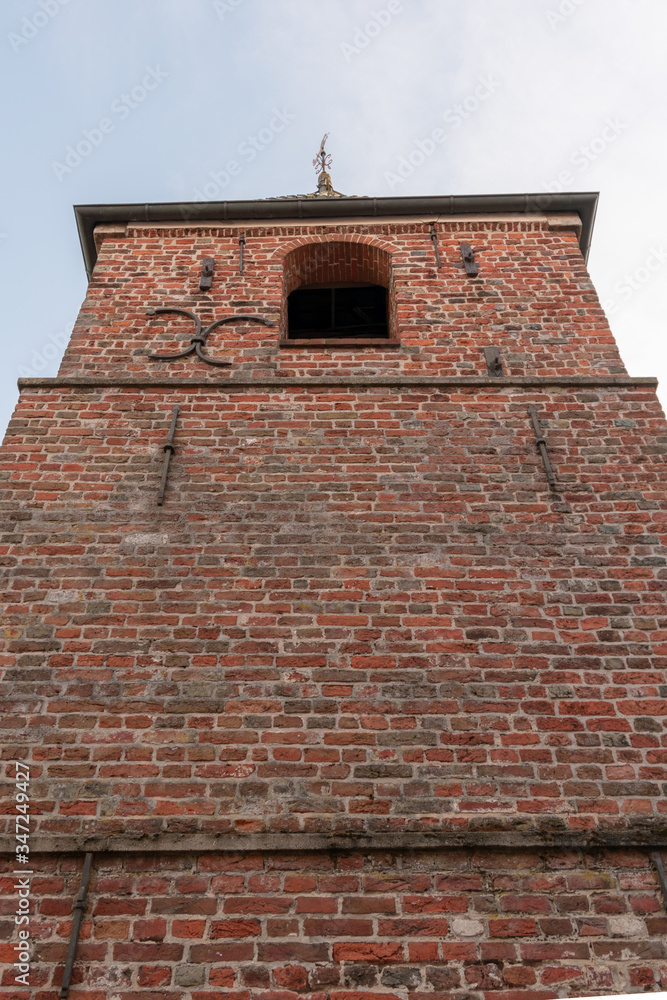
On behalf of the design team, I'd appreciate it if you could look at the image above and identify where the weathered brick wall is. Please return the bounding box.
[2,382,666,843]
[58,217,625,379]
[2,849,667,998]
[2,209,667,998]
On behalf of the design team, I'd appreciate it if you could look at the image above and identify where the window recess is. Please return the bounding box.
[280,240,398,347]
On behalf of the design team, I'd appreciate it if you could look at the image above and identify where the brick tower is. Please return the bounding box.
[2,178,667,998]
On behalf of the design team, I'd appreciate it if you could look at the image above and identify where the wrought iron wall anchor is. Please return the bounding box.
[429,222,442,269]
[199,257,214,291]
[239,231,246,274]
[157,406,180,506]
[460,242,479,277]
[528,406,558,491]
[652,853,667,910]
[59,852,94,999]
[483,346,504,377]
[146,308,275,367]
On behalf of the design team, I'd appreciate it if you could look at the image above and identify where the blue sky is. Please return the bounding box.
[2,0,667,437]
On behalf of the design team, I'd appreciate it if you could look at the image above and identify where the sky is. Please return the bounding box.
[1,0,667,440]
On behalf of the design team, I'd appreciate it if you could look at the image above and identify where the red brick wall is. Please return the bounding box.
[3,849,667,998]
[2,210,667,997]
[58,218,625,379]
[2,382,666,843]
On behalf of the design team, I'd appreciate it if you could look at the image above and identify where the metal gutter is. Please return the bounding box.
[74,192,599,280]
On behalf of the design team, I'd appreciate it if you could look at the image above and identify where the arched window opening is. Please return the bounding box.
[282,241,396,343]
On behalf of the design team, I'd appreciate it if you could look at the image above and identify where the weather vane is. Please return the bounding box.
[313,133,333,176]
[311,133,342,197]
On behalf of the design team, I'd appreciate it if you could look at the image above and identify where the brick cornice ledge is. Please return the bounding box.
[4,826,667,856]
[17,376,659,390]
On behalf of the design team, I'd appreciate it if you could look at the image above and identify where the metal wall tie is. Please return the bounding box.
[652,852,667,910]
[146,308,275,367]
[59,852,94,999]
[483,346,504,377]
[460,242,479,276]
[428,222,442,269]
[199,256,214,292]
[528,406,558,491]
[239,231,246,274]
[157,405,180,506]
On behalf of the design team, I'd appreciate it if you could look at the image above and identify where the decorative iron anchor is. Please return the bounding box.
[59,852,94,999]
[460,242,479,277]
[146,308,276,367]
[157,406,180,507]
[429,222,442,269]
[239,231,246,274]
[483,345,504,377]
[528,406,558,491]
[652,853,667,910]
[199,257,214,291]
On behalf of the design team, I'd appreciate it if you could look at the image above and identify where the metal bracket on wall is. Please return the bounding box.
[146,308,276,367]
[483,346,504,377]
[239,231,246,274]
[428,222,442,269]
[199,257,214,292]
[652,853,667,910]
[59,852,94,999]
[157,406,180,506]
[460,242,479,277]
[528,406,558,491]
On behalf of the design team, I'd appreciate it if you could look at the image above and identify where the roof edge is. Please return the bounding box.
[74,192,599,279]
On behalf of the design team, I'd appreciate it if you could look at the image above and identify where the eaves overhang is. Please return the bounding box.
[74,191,599,281]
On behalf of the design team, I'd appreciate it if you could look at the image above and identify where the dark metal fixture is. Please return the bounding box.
[528,407,557,491]
[429,222,442,269]
[239,232,246,274]
[199,257,214,291]
[483,346,504,377]
[652,853,667,910]
[146,308,275,366]
[59,852,93,999]
[157,406,180,506]
[460,242,478,276]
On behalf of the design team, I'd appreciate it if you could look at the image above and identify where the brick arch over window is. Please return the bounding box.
[275,233,396,263]
[280,239,397,343]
